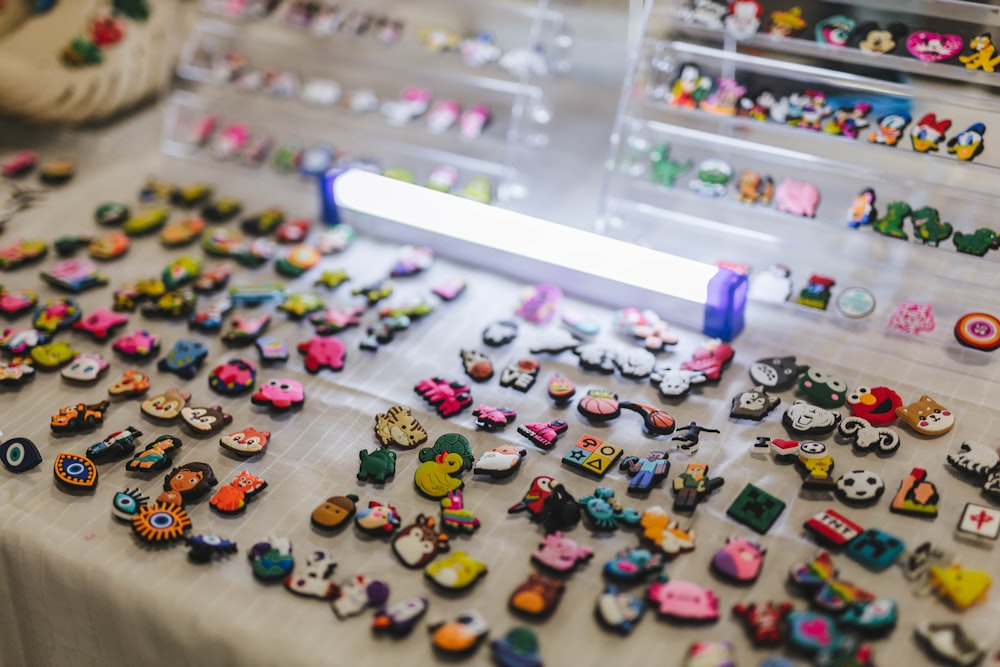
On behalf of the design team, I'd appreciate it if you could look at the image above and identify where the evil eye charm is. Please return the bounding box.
[0,437,43,473]
[815,15,855,47]
[111,488,150,522]
[53,452,98,491]
[186,534,239,562]
[132,502,193,544]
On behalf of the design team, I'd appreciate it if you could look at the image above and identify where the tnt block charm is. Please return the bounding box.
[561,434,623,478]
[804,509,863,548]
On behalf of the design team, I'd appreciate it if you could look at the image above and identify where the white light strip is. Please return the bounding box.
[330,169,718,305]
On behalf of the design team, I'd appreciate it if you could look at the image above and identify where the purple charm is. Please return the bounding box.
[711,537,767,582]
[516,284,562,324]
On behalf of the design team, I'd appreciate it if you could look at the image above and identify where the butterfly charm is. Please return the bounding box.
[789,550,875,612]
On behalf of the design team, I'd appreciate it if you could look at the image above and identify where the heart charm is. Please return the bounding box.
[906,31,963,62]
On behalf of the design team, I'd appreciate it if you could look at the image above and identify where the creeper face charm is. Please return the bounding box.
[727,483,786,533]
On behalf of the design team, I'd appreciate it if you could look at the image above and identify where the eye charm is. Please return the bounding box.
[0,437,43,473]
[53,452,98,492]
[132,502,193,544]
[111,488,150,522]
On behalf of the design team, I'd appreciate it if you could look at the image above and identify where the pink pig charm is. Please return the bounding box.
[531,531,594,572]
[774,179,820,217]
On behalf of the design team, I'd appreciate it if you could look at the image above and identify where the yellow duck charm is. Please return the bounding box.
[414,451,464,498]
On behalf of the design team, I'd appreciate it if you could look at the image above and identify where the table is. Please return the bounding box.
[1,131,999,667]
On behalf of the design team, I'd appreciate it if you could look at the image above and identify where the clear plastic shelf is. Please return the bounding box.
[597,0,1000,366]
[197,0,574,77]
[161,90,525,207]
[177,20,550,164]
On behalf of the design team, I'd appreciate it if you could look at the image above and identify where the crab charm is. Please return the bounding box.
[578,486,641,532]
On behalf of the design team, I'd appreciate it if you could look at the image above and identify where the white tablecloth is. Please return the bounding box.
[0,137,998,667]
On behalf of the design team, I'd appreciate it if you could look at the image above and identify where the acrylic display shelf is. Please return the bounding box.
[599,0,1000,370]
[170,0,566,208]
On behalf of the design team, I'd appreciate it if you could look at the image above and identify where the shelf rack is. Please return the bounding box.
[599,0,1000,368]
[165,0,571,208]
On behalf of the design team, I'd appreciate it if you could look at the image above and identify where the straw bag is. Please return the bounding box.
[0,0,178,124]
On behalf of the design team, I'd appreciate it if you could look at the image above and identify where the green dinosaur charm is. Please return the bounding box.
[649,144,693,188]
[872,201,910,240]
[911,207,953,247]
[953,228,1000,256]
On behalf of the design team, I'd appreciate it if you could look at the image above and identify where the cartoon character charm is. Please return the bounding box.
[310,494,358,532]
[425,551,488,591]
[251,379,305,410]
[895,395,954,436]
[730,385,780,420]
[531,531,593,573]
[509,573,565,617]
[158,462,218,506]
[782,400,841,436]
[355,500,401,536]
[392,514,450,568]
[284,550,339,599]
[50,400,111,433]
[140,387,191,421]
[298,336,346,373]
[126,435,182,473]
[373,406,428,448]
[209,469,268,515]
[712,537,766,583]
[86,426,141,463]
[472,445,526,478]
[180,405,233,434]
[372,597,429,636]
[157,339,208,379]
[647,577,720,622]
[619,451,670,494]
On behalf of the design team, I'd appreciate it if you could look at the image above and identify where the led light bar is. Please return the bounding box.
[322,168,745,340]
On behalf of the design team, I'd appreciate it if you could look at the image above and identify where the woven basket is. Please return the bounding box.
[0,0,178,124]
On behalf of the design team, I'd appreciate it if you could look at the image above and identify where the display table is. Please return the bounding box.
[1,127,998,667]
